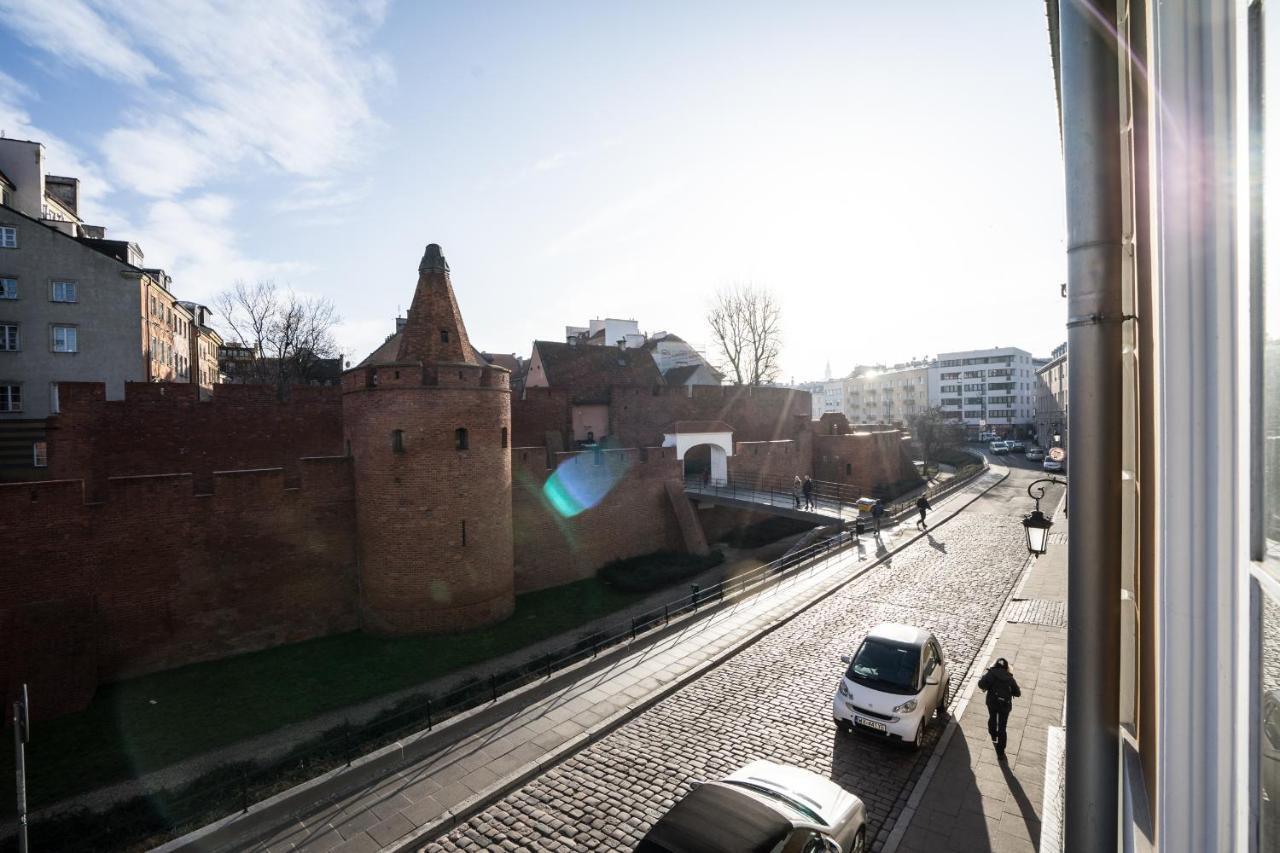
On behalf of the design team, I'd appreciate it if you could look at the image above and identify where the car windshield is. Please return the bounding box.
[720,780,826,825]
[847,638,919,694]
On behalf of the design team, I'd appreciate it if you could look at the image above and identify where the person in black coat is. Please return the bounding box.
[802,475,814,510]
[977,657,1021,760]
[915,494,932,530]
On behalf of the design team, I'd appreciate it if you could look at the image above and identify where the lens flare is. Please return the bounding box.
[542,451,631,517]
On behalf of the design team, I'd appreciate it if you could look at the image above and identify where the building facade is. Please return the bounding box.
[844,363,930,425]
[927,346,1039,438]
[1035,341,1067,450]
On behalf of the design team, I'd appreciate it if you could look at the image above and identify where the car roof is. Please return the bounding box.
[865,622,931,647]
[637,782,794,853]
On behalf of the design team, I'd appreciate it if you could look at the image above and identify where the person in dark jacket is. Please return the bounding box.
[871,498,886,535]
[802,475,814,510]
[915,494,932,530]
[977,657,1021,759]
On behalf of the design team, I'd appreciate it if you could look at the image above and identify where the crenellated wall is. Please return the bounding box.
[510,445,687,593]
[47,381,344,496]
[0,459,357,718]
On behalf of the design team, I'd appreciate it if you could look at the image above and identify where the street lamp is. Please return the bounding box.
[1022,478,1064,556]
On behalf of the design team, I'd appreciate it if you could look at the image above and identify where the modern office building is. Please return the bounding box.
[927,346,1040,438]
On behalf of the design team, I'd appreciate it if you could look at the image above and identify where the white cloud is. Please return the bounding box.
[0,0,159,85]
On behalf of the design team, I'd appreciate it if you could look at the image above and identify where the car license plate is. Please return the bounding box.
[855,716,887,733]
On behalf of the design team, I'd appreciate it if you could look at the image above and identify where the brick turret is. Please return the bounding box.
[342,244,514,634]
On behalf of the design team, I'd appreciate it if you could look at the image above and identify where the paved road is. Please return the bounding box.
[422,463,1057,853]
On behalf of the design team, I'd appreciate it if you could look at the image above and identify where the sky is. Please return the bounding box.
[0,0,1067,382]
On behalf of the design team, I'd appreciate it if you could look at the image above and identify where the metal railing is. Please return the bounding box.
[18,458,992,853]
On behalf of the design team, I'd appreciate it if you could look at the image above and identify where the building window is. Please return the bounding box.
[392,429,405,453]
[52,325,77,353]
[501,426,508,448]
[461,519,467,546]
[440,329,450,343]
[0,226,15,248]
[846,463,852,475]
[455,427,469,450]
[32,441,47,467]
[0,383,20,412]
[0,279,15,299]
[50,281,76,302]
[0,324,17,351]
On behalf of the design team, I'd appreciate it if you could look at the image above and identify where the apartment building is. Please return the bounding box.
[844,363,930,424]
[928,346,1039,438]
[180,301,225,397]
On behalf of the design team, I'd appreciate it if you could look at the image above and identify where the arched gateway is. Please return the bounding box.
[662,420,734,484]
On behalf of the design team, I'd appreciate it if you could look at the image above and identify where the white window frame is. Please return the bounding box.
[0,278,15,299]
[32,441,47,467]
[0,226,16,249]
[50,280,77,303]
[0,383,20,412]
[51,325,77,353]
[0,323,17,351]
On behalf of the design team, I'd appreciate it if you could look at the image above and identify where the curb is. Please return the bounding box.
[879,486,1064,853]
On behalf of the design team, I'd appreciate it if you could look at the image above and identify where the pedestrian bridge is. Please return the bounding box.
[683,474,877,526]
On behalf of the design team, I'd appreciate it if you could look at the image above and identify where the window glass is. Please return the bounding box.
[0,278,15,298]
[51,281,76,302]
[32,441,47,467]
[1261,588,1280,850]
[0,226,16,248]
[52,325,77,352]
[0,324,17,351]
[0,384,20,411]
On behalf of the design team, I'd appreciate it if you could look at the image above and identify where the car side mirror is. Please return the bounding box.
[925,674,940,686]
[840,655,851,665]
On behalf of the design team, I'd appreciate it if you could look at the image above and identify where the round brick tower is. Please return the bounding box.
[342,244,514,634]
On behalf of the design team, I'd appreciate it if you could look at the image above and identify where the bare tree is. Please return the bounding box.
[214,280,341,394]
[911,407,965,479]
[707,284,782,385]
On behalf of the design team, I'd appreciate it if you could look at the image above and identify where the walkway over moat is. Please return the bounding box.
[683,467,985,527]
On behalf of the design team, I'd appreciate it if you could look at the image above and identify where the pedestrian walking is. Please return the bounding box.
[977,657,1021,760]
[871,498,885,535]
[792,475,802,508]
[802,475,814,510]
[915,494,932,530]
[702,467,711,488]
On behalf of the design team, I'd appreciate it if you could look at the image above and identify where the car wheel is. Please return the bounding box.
[850,827,866,853]
[936,679,952,721]
[911,721,924,750]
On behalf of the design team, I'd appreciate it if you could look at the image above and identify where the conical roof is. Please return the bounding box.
[396,243,481,365]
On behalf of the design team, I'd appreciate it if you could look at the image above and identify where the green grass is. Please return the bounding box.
[1,575,650,812]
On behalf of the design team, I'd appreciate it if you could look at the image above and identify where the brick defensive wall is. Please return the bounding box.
[0,459,357,719]
[511,445,687,593]
[46,381,344,495]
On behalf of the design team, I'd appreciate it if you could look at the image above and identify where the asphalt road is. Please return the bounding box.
[420,461,1062,853]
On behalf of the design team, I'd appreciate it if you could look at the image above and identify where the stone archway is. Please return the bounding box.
[662,421,734,485]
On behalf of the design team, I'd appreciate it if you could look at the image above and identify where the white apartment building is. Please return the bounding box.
[844,363,930,424]
[560,317,721,386]
[928,346,1039,438]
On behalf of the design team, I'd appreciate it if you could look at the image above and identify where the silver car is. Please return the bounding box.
[636,760,867,853]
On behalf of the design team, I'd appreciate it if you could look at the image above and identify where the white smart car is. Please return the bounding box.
[636,760,867,853]
[832,624,950,749]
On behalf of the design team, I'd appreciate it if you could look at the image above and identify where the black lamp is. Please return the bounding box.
[1022,478,1064,556]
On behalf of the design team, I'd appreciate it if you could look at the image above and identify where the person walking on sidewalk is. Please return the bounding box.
[978,657,1021,760]
[915,494,932,530]
[871,498,886,535]
[792,475,802,508]
[802,475,814,510]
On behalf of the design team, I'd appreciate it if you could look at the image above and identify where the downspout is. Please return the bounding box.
[1059,0,1125,850]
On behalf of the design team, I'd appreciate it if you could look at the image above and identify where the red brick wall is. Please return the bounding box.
[813,429,919,492]
[511,446,687,592]
[610,384,812,449]
[46,381,344,495]
[728,439,813,484]
[0,458,357,719]
[511,386,572,449]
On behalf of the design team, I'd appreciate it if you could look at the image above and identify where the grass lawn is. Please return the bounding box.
[1,575,650,812]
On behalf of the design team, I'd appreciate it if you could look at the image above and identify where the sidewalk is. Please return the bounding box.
[887,506,1067,853]
[162,466,1007,853]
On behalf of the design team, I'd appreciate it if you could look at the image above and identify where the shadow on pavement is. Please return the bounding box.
[1001,757,1043,846]
[927,534,947,554]
[893,720,993,852]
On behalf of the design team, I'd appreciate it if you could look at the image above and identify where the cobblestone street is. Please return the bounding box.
[423,469,1046,853]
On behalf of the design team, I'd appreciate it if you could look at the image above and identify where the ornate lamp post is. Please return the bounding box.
[1022,478,1065,556]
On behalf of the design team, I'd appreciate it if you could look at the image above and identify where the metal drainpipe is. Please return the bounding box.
[1059,0,1124,850]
